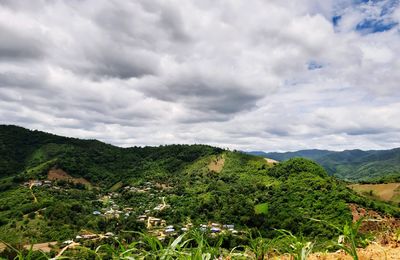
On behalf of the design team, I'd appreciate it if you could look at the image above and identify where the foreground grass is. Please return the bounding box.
[0,220,370,260]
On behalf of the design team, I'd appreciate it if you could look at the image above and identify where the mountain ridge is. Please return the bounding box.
[247,148,400,182]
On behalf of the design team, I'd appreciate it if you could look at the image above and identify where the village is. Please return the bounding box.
[22,179,242,246]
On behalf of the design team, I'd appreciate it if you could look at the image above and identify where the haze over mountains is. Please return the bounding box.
[248,148,400,182]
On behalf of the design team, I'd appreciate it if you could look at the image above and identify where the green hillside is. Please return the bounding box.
[252,148,400,182]
[0,125,399,258]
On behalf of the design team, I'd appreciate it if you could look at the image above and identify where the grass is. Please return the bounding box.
[349,183,400,204]
[0,220,373,260]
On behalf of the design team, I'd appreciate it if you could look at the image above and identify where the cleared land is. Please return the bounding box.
[23,242,57,253]
[349,183,400,203]
[48,168,91,186]
[264,158,278,165]
[208,155,225,173]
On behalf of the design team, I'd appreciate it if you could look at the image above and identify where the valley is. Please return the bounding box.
[0,125,399,259]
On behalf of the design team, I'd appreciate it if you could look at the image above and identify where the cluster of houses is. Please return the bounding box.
[136,212,240,240]
[62,232,116,246]
[23,180,53,187]
[123,182,173,194]
[92,195,134,219]
[123,182,155,193]
[196,223,237,235]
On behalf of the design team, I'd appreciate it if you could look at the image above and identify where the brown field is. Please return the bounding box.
[23,242,57,253]
[349,183,400,203]
[306,244,400,260]
[48,168,91,186]
[208,155,225,173]
[264,158,279,165]
[0,242,58,253]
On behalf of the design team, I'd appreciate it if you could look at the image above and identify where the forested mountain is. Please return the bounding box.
[0,125,399,258]
[248,148,400,182]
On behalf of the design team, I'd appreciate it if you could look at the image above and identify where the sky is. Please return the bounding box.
[1,0,400,152]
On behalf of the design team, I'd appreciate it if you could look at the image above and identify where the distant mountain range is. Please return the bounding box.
[247,148,400,182]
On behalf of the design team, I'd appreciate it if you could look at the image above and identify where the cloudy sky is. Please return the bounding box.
[1,0,400,151]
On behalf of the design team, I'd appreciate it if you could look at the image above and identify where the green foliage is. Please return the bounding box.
[254,203,268,215]
[0,125,398,256]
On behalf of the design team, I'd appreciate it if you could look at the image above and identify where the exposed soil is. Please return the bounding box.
[23,242,57,253]
[349,183,400,202]
[264,158,279,165]
[208,155,225,173]
[155,183,173,190]
[307,244,400,260]
[48,168,91,186]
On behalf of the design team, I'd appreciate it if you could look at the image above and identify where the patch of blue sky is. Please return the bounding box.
[332,15,342,26]
[380,0,399,16]
[332,0,399,33]
[307,61,323,70]
[356,19,398,33]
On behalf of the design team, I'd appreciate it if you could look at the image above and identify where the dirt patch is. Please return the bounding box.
[48,168,91,186]
[307,244,400,260]
[155,183,173,190]
[208,155,225,173]
[0,243,6,252]
[348,203,400,234]
[264,158,278,165]
[349,183,400,202]
[24,242,57,253]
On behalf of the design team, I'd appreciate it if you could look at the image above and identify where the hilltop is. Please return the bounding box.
[248,148,400,182]
[0,125,399,258]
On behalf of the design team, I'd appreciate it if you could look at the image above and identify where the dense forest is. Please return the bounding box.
[0,125,399,258]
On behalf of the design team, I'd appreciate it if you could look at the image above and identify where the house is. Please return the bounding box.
[81,234,98,239]
[62,240,74,246]
[211,223,221,228]
[32,180,42,187]
[181,227,188,232]
[165,228,175,233]
[148,217,162,226]
[200,224,208,232]
[105,232,114,237]
[137,215,147,222]
[93,211,101,215]
[223,224,235,229]
[211,227,221,233]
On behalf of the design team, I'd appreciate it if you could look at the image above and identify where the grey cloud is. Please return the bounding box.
[81,48,160,79]
[141,73,262,116]
[345,128,386,136]
[0,24,45,60]
[0,0,399,152]
[0,71,47,89]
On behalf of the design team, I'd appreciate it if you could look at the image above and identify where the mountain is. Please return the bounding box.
[249,148,400,182]
[247,149,332,161]
[0,125,399,255]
